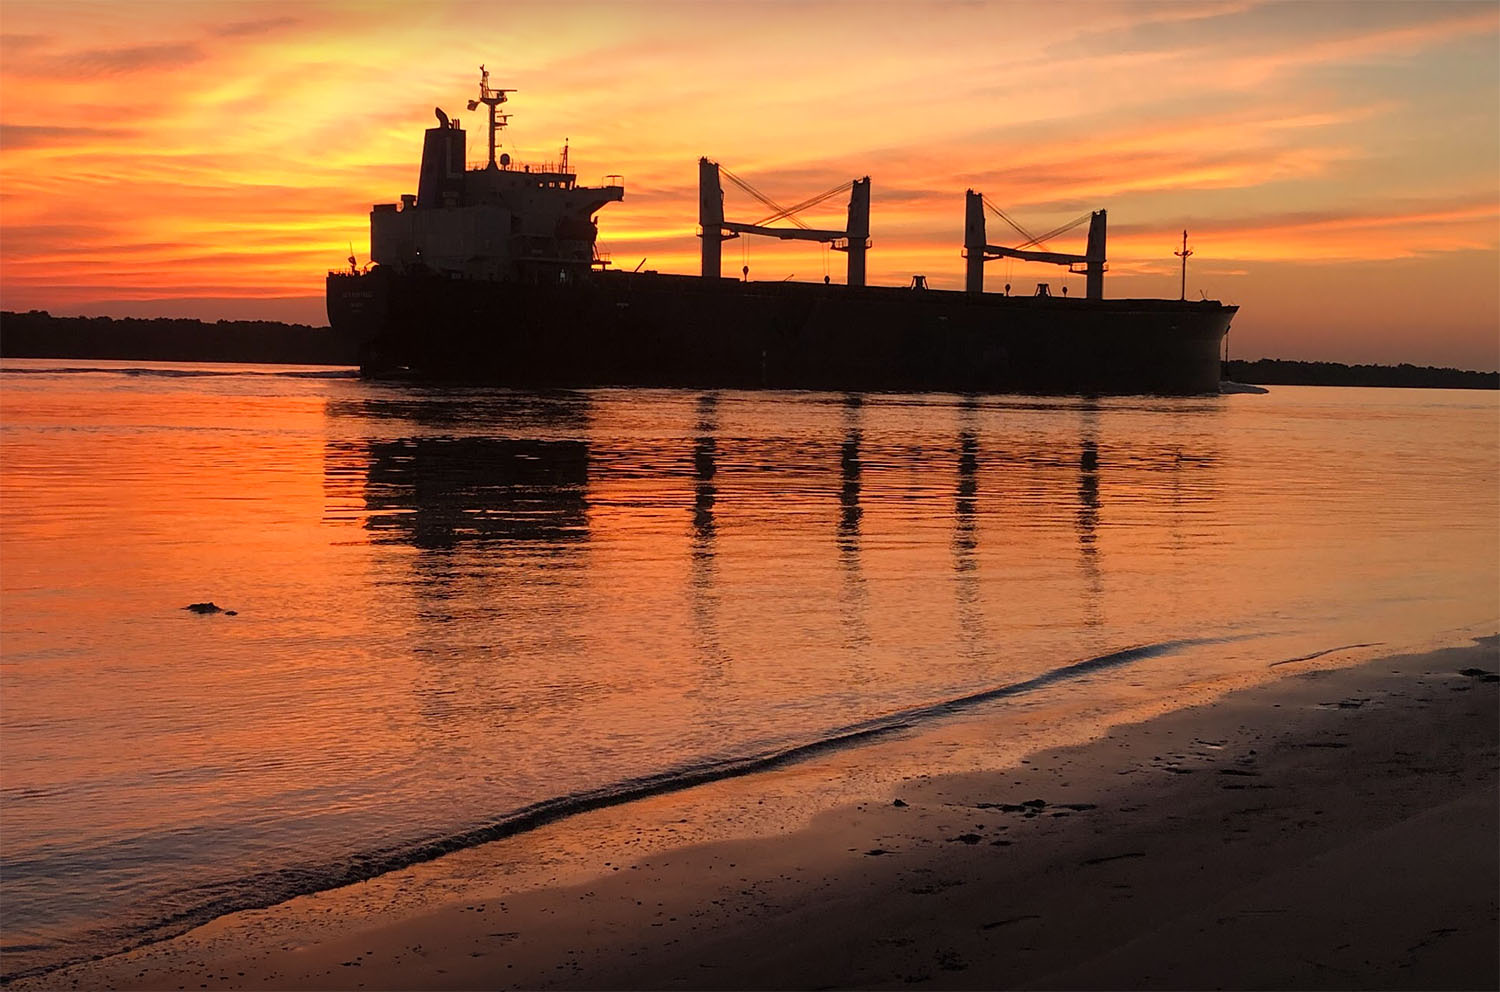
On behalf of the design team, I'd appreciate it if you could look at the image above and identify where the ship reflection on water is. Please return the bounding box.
[690,393,729,677]
[322,389,1220,675]
[334,436,591,549]
[954,398,985,662]
[324,391,594,552]
[692,393,719,551]
[317,386,1224,770]
[837,395,873,662]
[1077,404,1104,631]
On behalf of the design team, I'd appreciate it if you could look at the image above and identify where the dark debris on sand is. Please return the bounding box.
[184,602,237,616]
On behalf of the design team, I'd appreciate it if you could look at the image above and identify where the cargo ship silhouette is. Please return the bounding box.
[327,66,1236,393]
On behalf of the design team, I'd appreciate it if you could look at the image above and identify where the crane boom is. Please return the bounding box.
[982,245,1089,266]
[722,221,846,243]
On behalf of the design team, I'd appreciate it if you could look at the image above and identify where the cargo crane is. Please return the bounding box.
[698,158,871,286]
[964,190,1106,299]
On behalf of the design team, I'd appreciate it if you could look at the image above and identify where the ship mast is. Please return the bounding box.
[1174,229,1193,301]
[466,64,514,169]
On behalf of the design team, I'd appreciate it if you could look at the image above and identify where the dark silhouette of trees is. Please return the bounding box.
[0,310,357,365]
[1224,358,1496,390]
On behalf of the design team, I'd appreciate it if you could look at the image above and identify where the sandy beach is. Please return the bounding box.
[18,635,1498,991]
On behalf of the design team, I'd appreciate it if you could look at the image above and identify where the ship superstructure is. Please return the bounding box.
[368,66,624,283]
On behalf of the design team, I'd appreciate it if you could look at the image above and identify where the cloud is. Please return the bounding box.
[212,16,301,38]
[9,41,204,77]
[0,33,53,54]
[1114,196,1499,240]
[0,123,138,150]
[0,239,192,262]
[1100,196,1500,263]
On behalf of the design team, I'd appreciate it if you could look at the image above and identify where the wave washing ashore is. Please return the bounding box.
[1,360,1497,984]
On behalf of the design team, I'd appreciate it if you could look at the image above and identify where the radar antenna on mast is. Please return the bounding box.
[465,64,514,169]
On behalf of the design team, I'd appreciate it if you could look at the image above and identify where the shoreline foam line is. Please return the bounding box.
[3,632,1263,984]
[1268,642,1383,667]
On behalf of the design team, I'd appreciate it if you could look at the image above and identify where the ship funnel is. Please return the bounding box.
[417,120,466,208]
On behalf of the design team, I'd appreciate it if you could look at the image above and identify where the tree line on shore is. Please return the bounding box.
[2,310,1495,388]
[0,310,357,365]
[1222,358,1496,390]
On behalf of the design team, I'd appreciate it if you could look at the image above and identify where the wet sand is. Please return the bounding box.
[21,636,1498,990]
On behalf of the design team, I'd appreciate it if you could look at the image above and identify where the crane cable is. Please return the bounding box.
[754,179,852,228]
[982,196,1043,249]
[1018,212,1092,251]
[720,165,812,230]
[982,196,1091,252]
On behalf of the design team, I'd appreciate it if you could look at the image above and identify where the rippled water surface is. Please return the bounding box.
[2,360,1496,977]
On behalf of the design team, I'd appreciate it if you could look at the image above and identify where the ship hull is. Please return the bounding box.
[328,268,1234,395]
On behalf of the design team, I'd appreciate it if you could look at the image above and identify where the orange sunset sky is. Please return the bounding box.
[1,1,1496,369]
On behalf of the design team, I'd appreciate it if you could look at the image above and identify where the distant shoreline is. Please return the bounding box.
[1222,357,1497,390]
[0,310,356,366]
[3,310,1495,388]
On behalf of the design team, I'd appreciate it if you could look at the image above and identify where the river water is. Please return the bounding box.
[1,360,1496,979]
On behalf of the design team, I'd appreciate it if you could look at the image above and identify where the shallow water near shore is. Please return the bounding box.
[2,359,1496,979]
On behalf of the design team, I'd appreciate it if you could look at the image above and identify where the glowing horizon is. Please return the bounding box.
[1,1,1496,369]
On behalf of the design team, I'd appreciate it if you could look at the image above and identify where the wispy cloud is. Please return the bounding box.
[212,16,300,38]
[0,123,138,149]
[8,41,205,77]
[0,32,53,54]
